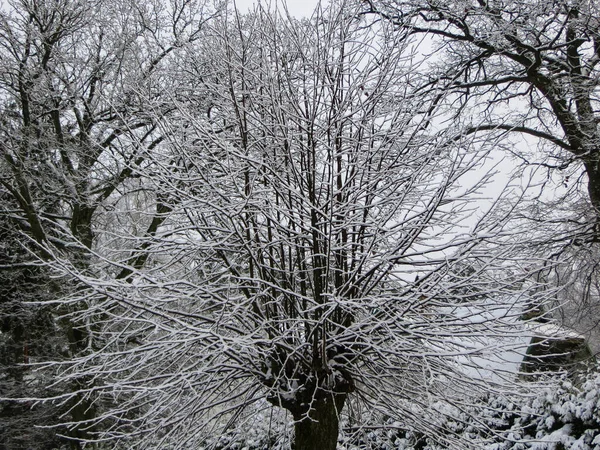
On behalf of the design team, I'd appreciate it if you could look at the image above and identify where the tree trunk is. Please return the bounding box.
[584,159,600,218]
[292,394,346,450]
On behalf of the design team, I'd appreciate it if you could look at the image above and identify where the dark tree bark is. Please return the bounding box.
[584,161,600,216]
[264,362,352,450]
[292,394,347,450]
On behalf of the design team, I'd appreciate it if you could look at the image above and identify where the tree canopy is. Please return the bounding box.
[0,0,597,449]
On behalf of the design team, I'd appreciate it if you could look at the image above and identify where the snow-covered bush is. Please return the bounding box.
[388,369,600,450]
[475,372,600,450]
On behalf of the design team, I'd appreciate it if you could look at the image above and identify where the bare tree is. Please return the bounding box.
[0,0,213,446]
[363,0,600,354]
[35,3,559,449]
[365,0,600,234]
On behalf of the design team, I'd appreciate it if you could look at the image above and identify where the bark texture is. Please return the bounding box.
[292,394,347,450]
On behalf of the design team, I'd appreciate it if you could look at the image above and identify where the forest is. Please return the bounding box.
[0,0,599,449]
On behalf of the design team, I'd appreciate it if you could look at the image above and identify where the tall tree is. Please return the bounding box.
[366,0,600,234]
[40,3,553,449]
[364,0,600,344]
[0,0,212,446]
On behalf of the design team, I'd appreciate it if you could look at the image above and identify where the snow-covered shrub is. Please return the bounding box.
[414,369,600,449]
[197,402,292,450]
[482,372,600,450]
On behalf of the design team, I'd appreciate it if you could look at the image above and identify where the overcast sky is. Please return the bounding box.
[234,0,321,17]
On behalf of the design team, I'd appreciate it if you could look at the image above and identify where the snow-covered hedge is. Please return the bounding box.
[341,370,600,449]
[470,373,600,450]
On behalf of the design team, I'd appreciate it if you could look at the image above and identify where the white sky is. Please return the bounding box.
[233,0,321,17]
[0,0,321,18]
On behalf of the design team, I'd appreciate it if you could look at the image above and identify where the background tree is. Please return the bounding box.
[38,3,558,449]
[366,0,599,227]
[365,0,600,345]
[0,192,65,450]
[0,0,213,446]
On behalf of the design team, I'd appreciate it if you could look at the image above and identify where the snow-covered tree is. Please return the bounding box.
[0,0,213,446]
[365,0,600,354]
[28,2,565,449]
[366,0,600,224]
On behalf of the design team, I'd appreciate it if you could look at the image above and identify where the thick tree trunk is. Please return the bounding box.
[584,159,600,219]
[292,394,346,450]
